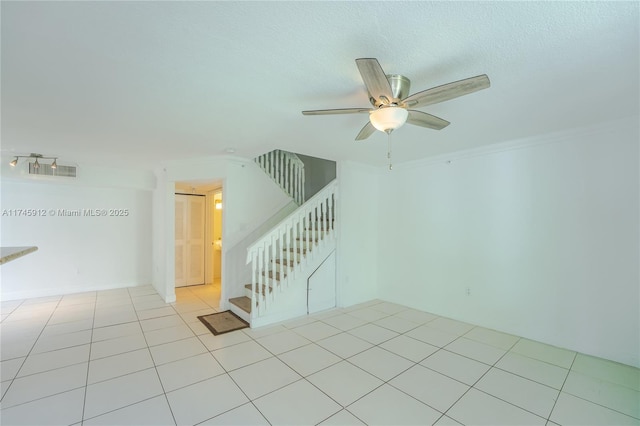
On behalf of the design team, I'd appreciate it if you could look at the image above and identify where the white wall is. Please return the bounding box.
[151,172,172,301]
[335,161,382,307]
[297,154,336,200]
[0,164,154,300]
[377,117,639,367]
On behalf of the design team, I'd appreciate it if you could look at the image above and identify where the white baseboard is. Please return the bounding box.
[0,282,152,302]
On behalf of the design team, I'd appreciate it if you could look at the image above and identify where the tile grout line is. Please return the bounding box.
[1,289,212,420]
[293,309,431,423]
[79,292,99,425]
[429,323,572,393]
[79,285,181,422]
[77,289,180,422]
[128,288,180,426]
[445,333,587,423]
[314,307,410,420]
[233,310,377,424]
[1,295,67,409]
[221,360,284,425]
[184,284,273,425]
[545,351,577,424]
[549,353,639,421]
[436,333,532,424]
[489,358,569,393]
[375,321,494,424]
[307,305,452,424]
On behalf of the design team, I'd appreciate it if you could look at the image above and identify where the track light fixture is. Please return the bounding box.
[8,153,59,169]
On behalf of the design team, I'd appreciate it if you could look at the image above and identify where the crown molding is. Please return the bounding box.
[392,115,638,172]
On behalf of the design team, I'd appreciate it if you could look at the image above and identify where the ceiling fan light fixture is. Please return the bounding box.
[369,106,408,133]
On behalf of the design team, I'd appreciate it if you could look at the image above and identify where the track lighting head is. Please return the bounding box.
[8,153,61,169]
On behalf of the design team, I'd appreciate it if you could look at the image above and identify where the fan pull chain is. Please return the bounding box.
[387,130,393,171]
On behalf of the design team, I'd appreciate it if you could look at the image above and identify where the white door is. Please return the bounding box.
[307,251,336,314]
[175,194,206,287]
[187,195,205,285]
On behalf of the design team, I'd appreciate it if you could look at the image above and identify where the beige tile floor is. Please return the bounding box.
[1,284,638,425]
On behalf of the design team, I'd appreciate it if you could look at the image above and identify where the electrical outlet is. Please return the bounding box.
[466,287,471,296]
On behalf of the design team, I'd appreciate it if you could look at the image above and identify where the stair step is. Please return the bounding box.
[284,247,309,254]
[229,296,252,314]
[274,263,289,273]
[308,218,334,224]
[245,283,272,295]
[262,270,285,281]
[290,240,316,250]
[296,237,320,243]
[301,230,328,238]
[304,222,333,232]
[275,258,299,267]
[311,216,335,221]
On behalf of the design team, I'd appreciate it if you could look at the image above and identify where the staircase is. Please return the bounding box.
[255,149,305,205]
[228,151,336,327]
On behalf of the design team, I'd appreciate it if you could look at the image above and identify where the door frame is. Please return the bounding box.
[168,180,223,295]
[204,189,223,284]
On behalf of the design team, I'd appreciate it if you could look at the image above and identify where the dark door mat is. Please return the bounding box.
[197,310,249,335]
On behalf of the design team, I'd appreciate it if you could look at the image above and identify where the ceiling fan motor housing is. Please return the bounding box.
[369,74,411,107]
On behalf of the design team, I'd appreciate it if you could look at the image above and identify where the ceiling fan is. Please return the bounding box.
[302,58,490,141]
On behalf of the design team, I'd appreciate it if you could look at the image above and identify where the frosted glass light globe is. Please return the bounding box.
[369,106,409,132]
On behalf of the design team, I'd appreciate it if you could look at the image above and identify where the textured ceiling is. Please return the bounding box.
[1,1,638,169]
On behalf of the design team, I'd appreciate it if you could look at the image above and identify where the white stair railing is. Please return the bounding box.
[255,150,305,205]
[246,179,337,318]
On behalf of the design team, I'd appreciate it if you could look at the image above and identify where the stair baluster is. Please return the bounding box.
[271,235,277,297]
[308,209,314,260]
[255,149,305,206]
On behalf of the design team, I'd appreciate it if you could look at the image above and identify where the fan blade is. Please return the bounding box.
[355,122,376,141]
[402,74,490,109]
[355,58,394,105]
[407,110,450,130]
[302,108,371,115]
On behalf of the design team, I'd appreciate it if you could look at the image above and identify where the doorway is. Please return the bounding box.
[174,181,223,308]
